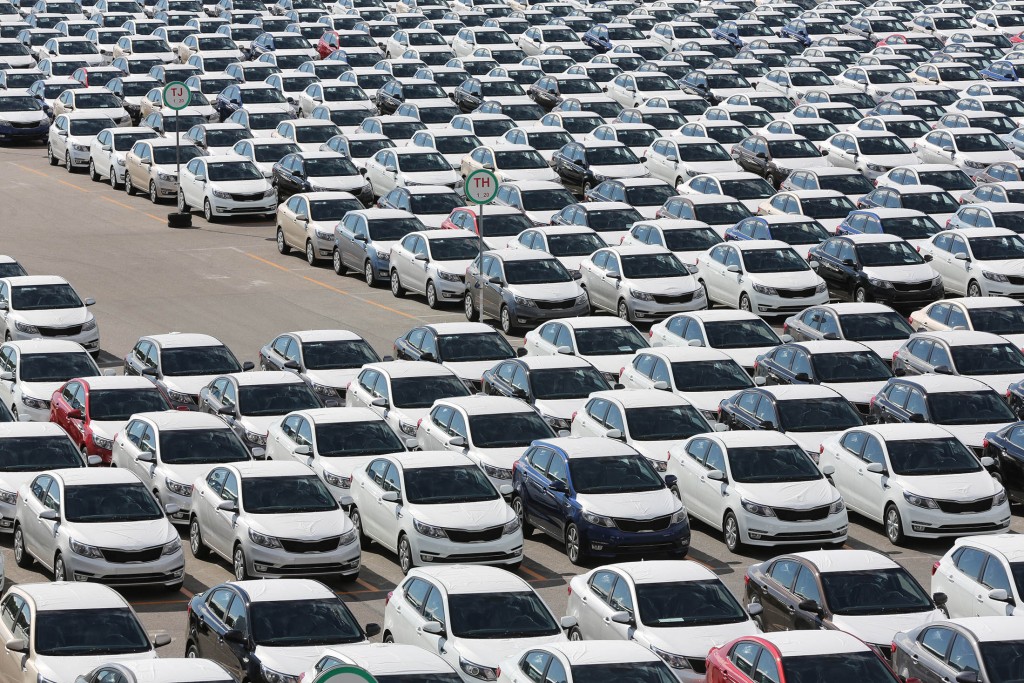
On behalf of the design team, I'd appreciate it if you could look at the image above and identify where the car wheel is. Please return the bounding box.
[617,299,630,322]
[739,293,752,313]
[567,627,583,641]
[233,544,249,580]
[276,228,289,254]
[186,642,200,658]
[13,524,31,568]
[670,484,681,500]
[500,305,515,334]
[426,280,439,309]
[723,511,742,553]
[398,533,413,575]
[383,632,394,644]
[565,523,587,565]
[149,181,159,204]
[89,160,100,181]
[885,503,905,545]
[464,291,479,321]
[511,495,532,536]
[349,507,369,546]
[53,553,66,582]
[189,517,209,559]
[110,167,120,189]
[968,280,982,298]
[364,261,376,287]
[854,286,869,303]
[305,240,315,266]
[582,181,592,197]
[47,142,57,166]
[125,171,136,195]
[203,198,216,223]
[177,190,189,213]
[390,269,405,297]
[333,248,344,275]
[674,176,683,190]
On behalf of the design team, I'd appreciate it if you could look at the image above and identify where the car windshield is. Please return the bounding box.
[718,178,775,201]
[778,396,863,431]
[570,326,646,356]
[584,209,641,233]
[423,236,475,261]
[366,217,424,241]
[112,131,157,151]
[531,366,609,399]
[816,172,874,196]
[968,306,1024,335]
[625,404,711,440]
[569,453,665,493]
[238,383,319,416]
[741,247,810,273]
[694,202,752,224]
[405,464,498,503]
[69,118,117,136]
[781,652,898,683]
[813,351,893,383]
[857,135,912,155]
[18,352,97,382]
[729,444,822,482]
[928,389,1016,424]
[295,124,340,143]
[306,156,359,176]
[898,191,959,214]
[0,435,82,471]
[491,149,546,171]
[156,345,245,378]
[472,119,515,136]
[526,130,574,150]
[65,482,165,522]
[436,332,514,363]
[476,212,533,237]
[242,474,337,513]
[73,92,121,108]
[302,340,379,370]
[992,211,1024,233]
[970,234,1024,260]
[247,111,292,129]
[635,578,747,628]
[0,42,29,56]
[34,609,151,656]
[857,240,924,267]
[544,232,604,257]
[152,145,203,164]
[839,311,914,341]
[469,411,553,447]
[677,142,731,161]
[241,87,287,104]
[323,85,368,102]
[768,220,831,244]
[883,119,930,139]
[621,252,691,278]
[251,598,363,646]
[448,591,560,639]
[391,374,469,408]
[952,342,1024,375]
[3,95,47,112]
[206,161,264,181]
[380,122,427,141]
[399,152,450,172]
[307,197,362,221]
[154,428,250,465]
[586,145,641,166]
[671,359,753,392]
[980,640,1024,683]
[703,318,780,349]
[768,139,823,159]
[820,567,933,615]
[872,215,941,240]
[956,132,1006,152]
[314,420,404,457]
[504,258,573,284]
[801,195,857,219]
[347,138,394,157]
[88,388,169,420]
[657,227,719,252]
[886,436,982,475]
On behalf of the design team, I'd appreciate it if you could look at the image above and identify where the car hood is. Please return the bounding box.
[681,389,735,416]
[861,263,936,283]
[410,497,514,529]
[964,372,1024,395]
[403,169,459,186]
[499,167,559,183]
[575,487,679,519]
[89,420,130,441]
[510,281,582,301]
[582,353,637,376]
[752,271,822,288]
[902,469,1002,501]
[773,156,828,173]
[21,380,64,401]
[304,368,359,390]
[3,110,49,125]
[831,610,944,646]
[308,175,364,192]
[67,517,177,550]
[590,163,648,179]
[161,374,219,396]
[241,103,293,114]
[735,478,836,508]
[249,509,351,539]
[472,445,528,469]
[960,150,1017,165]
[940,422,1013,449]
[822,380,888,406]
[455,634,567,668]
[534,397,587,421]
[14,307,90,326]
[627,275,699,294]
[254,645,342,676]
[643,619,761,658]
[785,430,840,455]
[861,153,919,168]
[38,651,157,683]
[687,160,742,174]
[163,462,230,489]
[211,178,273,193]
[720,346,774,370]
[442,359,501,383]
[238,415,282,435]
[978,258,1024,275]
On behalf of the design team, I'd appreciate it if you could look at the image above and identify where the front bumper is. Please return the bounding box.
[157,488,192,525]
[979,279,1024,300]
[65,548,185,586]
[870,282,945,307]
[626,291,707,321]
[15,399,50,423]
[243,538,361,578]
[410,529,523,566]
[509,299,591,325]
[0,501,14,533]
[751,289,830,315]
[898,499,1011,538]
[68,146,91,167]
[737,509,848,546]
[8,326,99,352]
[0,122,48,140]
[579,519,691,558]
[209,195,277,216]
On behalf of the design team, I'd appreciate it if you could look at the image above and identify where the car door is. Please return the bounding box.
[64,382,87,445]
[280,195,305,248]
[205,468,239,558]
[414,584,448,654]
[535,450,571,536]
[194,588,234,667]
[216,592,251,676]
[419,404,454,451]
[182,157,205,208]
[909,626,957,683]
[407,235,430,293]
[390,577,430,644]
[703,245,732,303]
[940,545,988,619]
[0,594,29,683]
[678,437,713,521]
[757,559,801,631]
[975,552,1015,616]
[357,459,390,543]
[482,255,505,318]
[375,461,403,551]
[790,564,826,629]
[33,478,60,568]
[21,475,51,560]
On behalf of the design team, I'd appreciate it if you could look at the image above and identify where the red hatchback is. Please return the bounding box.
[317,31,342,58]
[705,631,903,683]
[50,376,171,464]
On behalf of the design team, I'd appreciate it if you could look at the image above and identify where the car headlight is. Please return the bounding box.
[70,538,103,558]
[161,537,181,555]
[964,159,987,169]
[311,382,339,398]
[904,491,939,509]
[828,498,845,515]
[399,419,418,436]
[260,664,299,683]
[868,276,894,288]
[21,395,48,410]
[582,510,616,527]
[984,270,1009,282]
[438,270,462,282]
[166,390,194,404]
[815,282,828,293]
[574,293,588,305]
[481,462,513,479]
[650,645,692,670]
[248,528,282,548]
[629,288,654,301]
[541,414,572,430]
[372,247,390,261]
[262,187,275,198]
[413,518,447,538]
[669,506,686,523]
[116,157,127,166]
[71,142,90,151]
[741,499,775,517]
[315,229,334,240]
[323,470,351,488]
[211,189,232,198]
[81,318,97,332]
[13,321,38,334]
[866,163,885,172]
[164,478,192,497]
[338,528,358,545]
[0,489,15,505]
[995,489,1007,506]
[459,658,498,681]
[157,172,177,181]
[244,430,267,446]
[502,516,520,535]
[91,435,114,450]
[752,282,777,295]
[513,295,535,306]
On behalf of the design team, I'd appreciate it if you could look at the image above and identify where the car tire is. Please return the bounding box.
[110,166,121,189]
[723,511,742,553]
[968,280,982,298]
[617,299,630,322]
[178,190,190,213]
[88,160,100,182]
[464,291,479,321]
[582,180,592,197]
[364,260,376,287]
[674,176,683,190]
[500,304,515,334]
[149,181,159,204]
[739,293,752,313]
[885,503,906,546]
[189,516,209,559]
[398,533,413,575]
[670,484,681,500]
[349,506,369,546]
[854,285,869,303]
[276,228,290,254]
[233,544,249,580]
[186,642,200,658]
[53,553,66,582]
[511,495,532,536]
[333,248,344,275]
[565,523,587,565]
[390,269,405,297]
[47,142,57,166]
[204,199,216,223]
[567,626,583,641]
[426,280,439,309]
[383,632,394,644]
[305,240,316,266]
[13,524,31,568]
[125,171,136,195]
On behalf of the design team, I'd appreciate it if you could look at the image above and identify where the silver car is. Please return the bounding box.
[389,228,479,309]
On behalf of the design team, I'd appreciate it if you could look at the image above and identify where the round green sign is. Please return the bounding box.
[162,81,191,111]
[312,666,377,683]
[465,168,499,205]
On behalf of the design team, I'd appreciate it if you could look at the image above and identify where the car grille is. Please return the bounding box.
[614,514,672,532]
[652,292,694,304]
[687,659,707,674]
[776,287,818,299]
[936,496,994,514]
[772,505,831,522]
[444,525,504,543]
[891,279,933,292]
[1007,275,1024,285]
[10,121,41,128]
[229,192,266,201]
[279,536,341,553]
[100,546,163,563]
[36,325,83,337]
[534,298,578,310]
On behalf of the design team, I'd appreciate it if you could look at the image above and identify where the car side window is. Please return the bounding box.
[207,588,233,622]
[544,658,568,683]
[589,570,617,600]
[224,595,247,633]
[946,306,968,330]
[382,463,402,494]
[1,595,24,634]
[704,442,726,471]
[222,471,239,502]
[422,587,445,627]
[731,642,762,677]
[521,652,550,683]
[921,626,955,660]
[948,635,980,674]
[980,555,1011,592]
[861,436,884,467]
[753,650,780,683]
[904,388,927,417]
[953,547,987,580]
[609,578,633,615]
[792,566,822,603]
[545,454,568,485]
[769,559,800,589]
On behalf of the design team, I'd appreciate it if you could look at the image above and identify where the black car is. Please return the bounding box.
[216,82,289,121]
[185,580,380,683]
[718,386,864,447]
[550,140,645,195]
[528,73,603,112]
[393,323,516,391]
[809,235,943,308]
[582,177,676,210]
[892,332,1024,379]
[732,133,826,187]
[373,77,448,115]
[270,152,370,203]
[744,552,945,646]
[755,341,893,394]
[550,201,645,238]
[1007,379,1024,419]
[869,376,1017,441]
[481,357,611,430]
[451,75,525,113]
[258,331,384,401]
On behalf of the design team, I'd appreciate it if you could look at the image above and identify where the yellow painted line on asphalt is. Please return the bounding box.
[518,565,546,582]
[245,253,420,321]
[15,163,88,193]
[354,577,378,593]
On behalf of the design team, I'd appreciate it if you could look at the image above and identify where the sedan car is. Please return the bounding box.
[931,536,1024,618]
[332,209,427,287]
[178,154,277,222]
[894,617,1024,683]
[0,339,100,422]
[388,229,478,308]
[921,228,1024,299]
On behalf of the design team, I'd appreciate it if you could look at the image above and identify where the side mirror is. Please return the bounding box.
[755,151,766,159]
[67,409,82,420]
[910,412,926,422]
[923,254,934,262]
[421,621,445,635]
[0,302,6,311]
[687,339,703,347]
[4,639,26,654]
[242,361,255,371]
[294,445,311,456]
[954,252,969,261]
[218,405,236,417]
[754,376,766,386]
[610,610,634,625]
[798,599,823,615]
[499,484,513,496]
[759,419,776,430]
[364,623,381,638]
[448,436,467,448]
[137,451,155,463]
[516,347,528,357]
[381,490,400,502]
[981,456,995,467]
[955,673,980,683]
[371,397,389,408]
[572,270,582,280]
[141,366,158,377]
[0,372,12,381]
[354,234,368,242]
[251,447,265,458]
[84,297,96,306]
[822,464,836,476]
[38,508,58,521]
[794,372,811,382]
[283,359,300,370]
[714,423,730,432]
[87,455,102,465]
[419,352,435,362]
[384,163,397,173]
[866,462,886,474]
[560,616,578,629]
[414,253,427,261]
[217,500,238,512]
[808,260,820,270]
[933,591,948,607]
[652,381,670,391]
[488,275,503,285]
[607,272,621,280]
[548,479,568,493]
[164,503,180,515]
[747,603,763,616]
[988,588,1015,604]
[604,428,623,440]
[942,145,954,153]
[222,629,245,644]
[727,264,741,273]
[707,469,726,481]
[556,345,573,355]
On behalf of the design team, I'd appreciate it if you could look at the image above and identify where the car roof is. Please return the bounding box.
[557,316,637,330]
[133,410,233,431]
[414,565,533,594]
[390,450,475,469]
[79,375,157,391]
[144,332,224,348]
[6,339,87,354]
[840,233,905,245]
[366,360,459,378]
[315,644,454,676]
[791,339,871,354]
[819,302,899,315]
[761,630,872,656]
[913,330,1007,346]
[516,355,594,370]
[288,329,365,342]
[611,559,716,584]
[895,374,992,392]
[0,422,74,439]
[425,322,495,335]
[55,467,141,486]
[231,578,336,602]
[441,395,532,414]
[588,388,695,409]
[948,616,1024,643]
[793,548,899,573]
[543,641,662,665]
[538,436,641,459]
[227,460,312,478]
[860,422,956,441]
[712,430,799,448]
[643,346,733,363]
[16,582,130,611]
[107,660,231,683]
[945,296,1021,310]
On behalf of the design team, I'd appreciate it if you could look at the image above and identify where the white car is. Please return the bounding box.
[823,130,919,180]
[523,316,650,384]
[178,154,277,222]
[668,431,847,552]
[619,219,724,266]
[232,137,303,177]
[87,125,159,188]
[820,423,1009,545]
[110,410,252,525]
[389,228,478,308]
[920,228,1024,299]
[345,361,471,440]
[913,127,1018,177]
[273,119,344,153]
[76,659,235,683]
[0,339,100,422]
[48,112,116,172]
[264,407,411,505]
[909,298,1024,343]
[644,135,741,187]
[932,535,1024,617]
[564,561,761,680]
[507,225,608,274]
[275,191,364,264]
[0,276,99,356]
[188,460,360,580]
[257,329,380,400]
[460,143,558,184]
[302,644,461,682]
[52,87,131,125]
[349,450,522,574]
[13,468,184,588]
[383,565,571,682]
[649,309,786,372]
[893,329,1024,395]
[497,641,679,683]
[784,302,917,360]
[364,146,460,197]
[416,395,555,489]
[0,583,168,683]
[696,240,829,316]
[0,422,92,533]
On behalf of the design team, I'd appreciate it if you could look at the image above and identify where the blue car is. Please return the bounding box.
[725,215,832,252]
[0,90,50,141]
[332,208,425,285]
[511,436,690,565]
[835,208,944,243]
[979,59,1024,82]
[582,24,613,53]
[982,419,1024,501]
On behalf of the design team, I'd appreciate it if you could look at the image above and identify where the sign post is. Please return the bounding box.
[312,665,377,683]
[162,81,191,228]
[464,168,499,318]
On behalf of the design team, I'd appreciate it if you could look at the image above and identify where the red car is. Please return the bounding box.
[705,631,904,683]
[439,205,536,249]
[50,376,171,464]
[317,30,343,58]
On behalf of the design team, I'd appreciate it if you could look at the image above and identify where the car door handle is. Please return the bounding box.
[580,595,587,603]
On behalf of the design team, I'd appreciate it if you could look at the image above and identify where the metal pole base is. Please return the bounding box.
[167,212,192,228]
